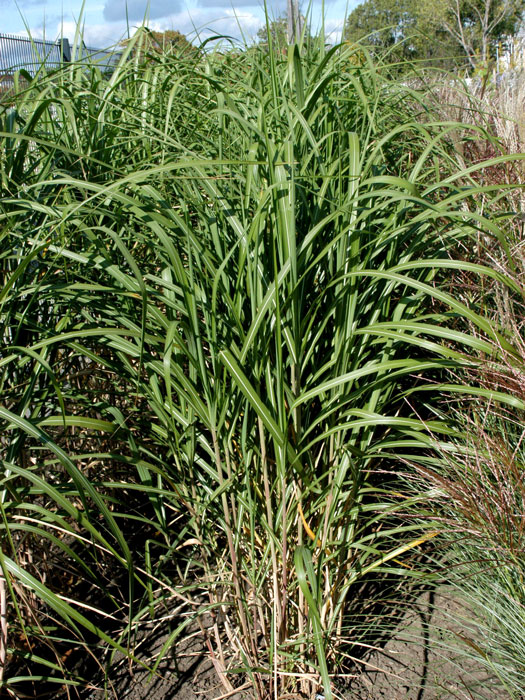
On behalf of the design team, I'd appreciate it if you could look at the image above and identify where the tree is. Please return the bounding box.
[343,0,524,69]
[257,12,310,50]
[122,29,197,60]
[146,30,195,54]
[343,0,417,61]
[257,15,288,50]
[421,0,524,68]
[344,0,457,65]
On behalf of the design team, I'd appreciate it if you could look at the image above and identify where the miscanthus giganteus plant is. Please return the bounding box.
[1,25,524,699]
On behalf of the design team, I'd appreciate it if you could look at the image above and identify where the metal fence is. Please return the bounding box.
[0,32,122,88]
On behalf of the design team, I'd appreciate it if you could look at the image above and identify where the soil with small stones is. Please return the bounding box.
[82,589,509,700]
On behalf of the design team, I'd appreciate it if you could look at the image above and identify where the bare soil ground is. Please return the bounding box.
[84,614,251,700]
[82,589,508,700]
[346,589,507,700]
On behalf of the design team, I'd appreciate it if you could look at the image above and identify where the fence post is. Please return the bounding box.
[60,38,71,63]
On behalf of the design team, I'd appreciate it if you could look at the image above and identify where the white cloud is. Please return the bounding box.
[27,19,129,46]
[59,19,129,46]
[146,7,264,43]
[25,7,265,47]
[323,17,344,44]
[212,8,263,38]
[197,0,257,7]
[103,0,184,23]
[22,0,347,50]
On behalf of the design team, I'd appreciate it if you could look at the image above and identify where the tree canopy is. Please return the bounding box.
[122,29,197,60]
[343,0,525,69]
[257,13,310,50]
[257,14,288,49]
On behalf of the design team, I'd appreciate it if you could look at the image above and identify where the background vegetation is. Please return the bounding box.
[343,0,525,69]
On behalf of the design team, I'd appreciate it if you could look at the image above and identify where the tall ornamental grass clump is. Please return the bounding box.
[420,409,525,699]
[408,176,525,699]
[1,31,523,698]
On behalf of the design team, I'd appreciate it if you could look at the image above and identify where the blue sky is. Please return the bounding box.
[1,0,360,49]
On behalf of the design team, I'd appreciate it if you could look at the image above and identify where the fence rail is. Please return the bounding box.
[0,32,122,83]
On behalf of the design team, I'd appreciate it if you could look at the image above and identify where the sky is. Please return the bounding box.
[1,0,361,50]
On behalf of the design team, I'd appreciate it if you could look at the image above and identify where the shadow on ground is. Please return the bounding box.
[345,588,507,700]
